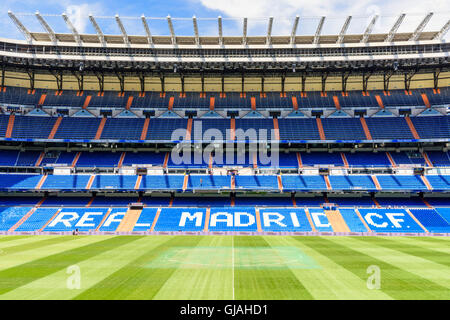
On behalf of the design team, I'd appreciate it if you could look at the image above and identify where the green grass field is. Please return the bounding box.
[0,235,448,300]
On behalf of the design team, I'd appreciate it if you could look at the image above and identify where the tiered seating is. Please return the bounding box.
[409,209,450,233]
[172,196,230,207]
[187,175,231,190]
[2,87,449,110]
[234,175,278,190]
[0,174,42,190]
[365,117,413,139]
[234,196,292,207]
[259,208,313,232]
[328,175,376,190]
[411,116,450,139]
[11,115,56,139]
[426,175,450,190]
[345,152,390,167]
[326,196,374,207]
[338,209,368,232]
[208,207,257,231]
[278,118,321,140]
[235,119,273,141]
[91,175,138,190]
[301,152,343,166]
[376,175,427,191]
[15,151,41,166]
[146,118,187,141]
[98,208,128,231]
[426,151,450,167]
[76,152,121,167]
[307,208,334,231]
[0,207,32,230]
[0,196,41,206]
[261,152,298,168]
[139,175,185,191]
[41,175,91,190]
[358,208,424,233]
[133,208,158,231]
[43,196,91,207]
[15,208,59,231]
[375,196,426,207]
[0,114,449,142]
[390,151,426,166]
[0,150,19,166]
[153,208,206,231]
[44,208,109,231]
[321,118,366,140]
[0,115,11,137]
[100,118,145,140]
[122,151,166,167]
[281,175,327,191]
[54,117,101,139]
[168,151,209,168]
[193,119,229,140]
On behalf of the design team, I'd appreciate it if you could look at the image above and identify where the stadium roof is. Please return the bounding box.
[7,11,450,46]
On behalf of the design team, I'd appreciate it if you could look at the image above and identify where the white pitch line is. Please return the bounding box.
[232,235,235,300]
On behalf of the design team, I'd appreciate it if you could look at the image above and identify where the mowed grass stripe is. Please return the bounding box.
[1,236,173,300]
[338,237,450,290]
[75,236,202,300]
[353,236,450,267]
[396,237,450,255]
[0,236,114,273]
[234,236,313,300]
[265,236,391,300]
[0,236,59,249]
[0,236,30,243]
[153,236,234,300]
[0,236,141,296]
[406,236,450,245]
[298,236,449,300]
[0,236,78,256]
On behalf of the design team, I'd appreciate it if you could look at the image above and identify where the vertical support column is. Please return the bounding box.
[359,117,373,140]
[255,208,263,233]
[273,118,280,141]
[140,118,150,140]
[48,116,62,139]
[230,118,236,141]
[316,118,326,140]
[375,95,384,109]
[95,117,107,140]
[296,152,303,168]
[82,95,91,109]
[332,96,341,110]
[354,208,372,232]
[405,116,420,139]
[134,175,142,190]
[125,96,134,110]
[291,96,298,110]
[5,114,15,138]
[185,118,193,141]
[203,208,211,232]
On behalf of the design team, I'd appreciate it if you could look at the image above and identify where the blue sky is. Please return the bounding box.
[1,0,449,40]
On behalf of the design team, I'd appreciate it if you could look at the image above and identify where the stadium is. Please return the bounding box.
[0,7,449,301]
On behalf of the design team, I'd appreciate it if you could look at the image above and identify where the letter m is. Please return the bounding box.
[179,211,203,227]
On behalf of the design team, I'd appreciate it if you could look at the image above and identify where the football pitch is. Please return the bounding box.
[0,235,448,300]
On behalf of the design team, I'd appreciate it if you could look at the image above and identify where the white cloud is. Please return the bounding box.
[66,4,94,33]
[196,0,450,37]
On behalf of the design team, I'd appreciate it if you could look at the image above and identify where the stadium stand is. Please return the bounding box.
[0,12,449,236]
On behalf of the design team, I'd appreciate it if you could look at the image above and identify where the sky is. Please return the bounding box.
[0,0,449,40]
